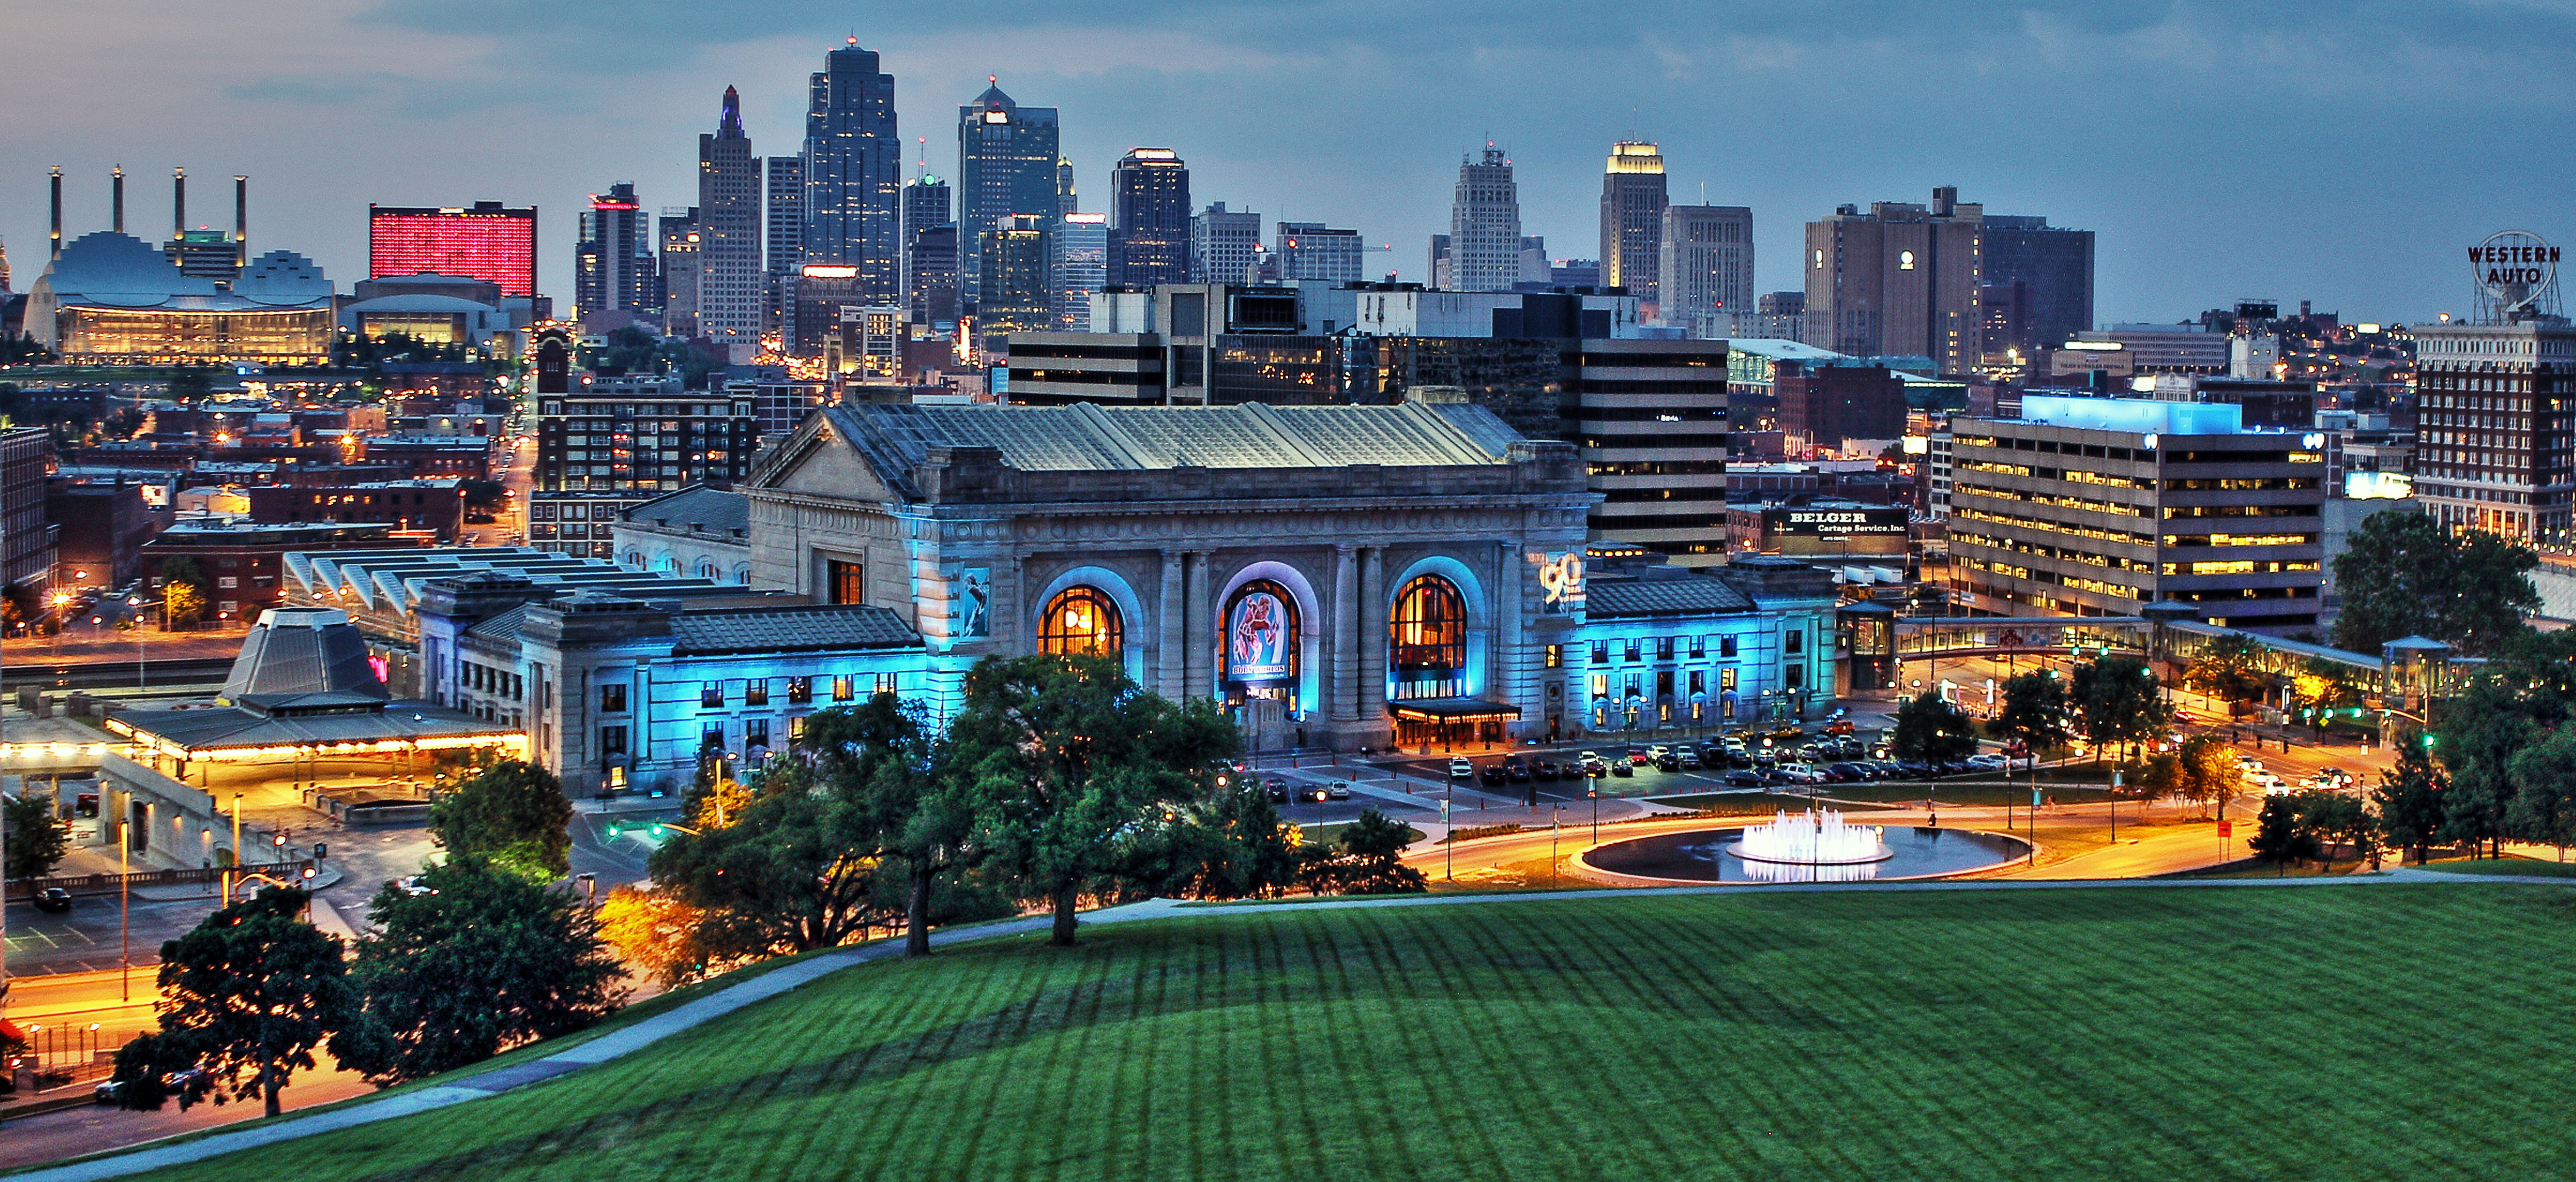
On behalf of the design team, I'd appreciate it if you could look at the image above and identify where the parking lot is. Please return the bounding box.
[1375,719,2029,805]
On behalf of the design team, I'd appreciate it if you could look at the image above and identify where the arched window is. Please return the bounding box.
[1390,574,1467,693]
[697,560,721,580]
[1224,580,1300,687]
[1038,586,1123,657]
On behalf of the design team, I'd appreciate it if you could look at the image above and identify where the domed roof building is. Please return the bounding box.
[26,231,335,364]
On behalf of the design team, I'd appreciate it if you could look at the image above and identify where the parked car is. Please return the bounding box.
[1478,763,1507,786]
[1532,759,1562,781]
[1624,748,1651,767]
[1609,760,1633,777]
[1326,781,1353,801]
[1308,783,1333,804]
[1263,779,1291,804]
[1722,770,1767,789]
[33,886,72,913]
[1678,750,1703,770]
[1506,762,1532,783]
[1449,758,1474,779]
[1653,752,1681,772]
[1645,744,1672,762]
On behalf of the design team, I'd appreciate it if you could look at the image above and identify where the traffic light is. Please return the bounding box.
[312,842,328,860]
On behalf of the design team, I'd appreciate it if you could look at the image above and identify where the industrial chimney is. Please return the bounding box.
[173,167,186,240]
[112,165,125,233]
[49,166,62,258]
[234,175,247,265]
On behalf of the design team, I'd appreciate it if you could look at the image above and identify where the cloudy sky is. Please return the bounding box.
[6,0,2569,324]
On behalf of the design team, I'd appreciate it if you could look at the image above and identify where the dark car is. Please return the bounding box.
[1478,763,1507,786]
[1532,760,1561,781]
[1263,779,1291,804]
[1506,762,1532,783]
[1609,760,1634,778]
[1826,763,1869,783]
[1308,783,1333,804]
[1653,753,1681,772]
[33,886,73,913]
[1722,770,1766,788]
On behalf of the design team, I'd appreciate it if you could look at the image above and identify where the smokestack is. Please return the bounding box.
[112,165,125,233]
[49,166,62,258]
[173,167,186,240]
[234,175,247,266]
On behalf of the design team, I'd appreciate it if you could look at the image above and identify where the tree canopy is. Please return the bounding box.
[348,858,626,1085]
[3,792,70,881]
[110,888,367,1116]
[430,760,574,882]
[2070,655,2172,759]
[1890,691,1980,764]
[2330,509,2538,656]
[1993,672,2073,761]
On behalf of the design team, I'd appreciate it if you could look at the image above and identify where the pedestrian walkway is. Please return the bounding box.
[18,867,2564,1181]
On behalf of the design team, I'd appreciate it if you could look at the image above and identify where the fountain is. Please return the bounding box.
[1728,809,1892,866]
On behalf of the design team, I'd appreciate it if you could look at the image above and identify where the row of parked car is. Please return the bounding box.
[1710,753,2012,789]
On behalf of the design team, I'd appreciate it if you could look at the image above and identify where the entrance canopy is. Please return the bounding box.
[1389,697,1522,724]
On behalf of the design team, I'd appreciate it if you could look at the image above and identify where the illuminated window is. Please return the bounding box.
[1389,575,1466,672]
[828,560,866,605]
[786,676,812,704]
[700,681,724,708]
[1588,673,1609,699]
[1038,586,1124,657]
[1545,644,1563,669]
[745,680,769,707]
[832,675,855,702]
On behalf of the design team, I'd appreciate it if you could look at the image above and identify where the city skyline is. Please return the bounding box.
[2,3,2569,325]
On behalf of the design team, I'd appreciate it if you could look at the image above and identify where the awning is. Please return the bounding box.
[1388,697,1522,723]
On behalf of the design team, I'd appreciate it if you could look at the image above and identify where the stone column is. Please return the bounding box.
[1181,551,1208,701]
[1328,545,1358,724]
[1358,546,1387,737]
[1157,549,1184,699]
[1494,541,1520,725]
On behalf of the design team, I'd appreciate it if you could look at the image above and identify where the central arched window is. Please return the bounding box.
[1390,574,1467,675]
[1038,586,1123,657]
[1224,580,1300,687]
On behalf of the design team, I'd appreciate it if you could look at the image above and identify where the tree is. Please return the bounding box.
[1889,691,1980,764]
[2429,678,2540,859]
[2184,634,2271,714]
[596,884,711,989]
[649,753,880,958]
[2331,508,2539,656]
[2374,738,2448,867]
[109,888,367,1116]
[1994,671,2074,764]
[3,792,69,881]
[2168,735,2244,818]
[347,858,625,1085]
[2298,791,2371,866]
[802,694,975,958]
[2070,655,2172,763]
[2248,795,2321,869]
[951,653,1241,945]
[1124,781,1303,900]
[157,556,209,627]
[1318,807,1427,895]
[2504,727,2576,855]
[430,760,574,882]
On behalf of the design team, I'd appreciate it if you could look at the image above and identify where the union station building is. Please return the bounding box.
[358,403,1833,794]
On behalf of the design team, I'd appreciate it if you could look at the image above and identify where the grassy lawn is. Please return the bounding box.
[148,884,2576,1182]
[2419,856,2576,878]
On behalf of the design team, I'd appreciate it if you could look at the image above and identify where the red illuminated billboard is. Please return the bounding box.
[368,202,537,297]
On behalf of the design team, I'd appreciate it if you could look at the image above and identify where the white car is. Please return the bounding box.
[1775,763,1823,785]
[1448,758,1474,779]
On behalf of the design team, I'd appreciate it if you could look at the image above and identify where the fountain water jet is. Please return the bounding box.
[1727,809,1892,866]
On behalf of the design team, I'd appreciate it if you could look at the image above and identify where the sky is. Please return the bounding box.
[5,0,2571,326]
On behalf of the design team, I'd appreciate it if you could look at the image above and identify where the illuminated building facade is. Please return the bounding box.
[2412,319,2576,543]
[531,376,758,558]
[1053,212,1107,330]
[368,202,537,298]
[27,232,334,365]
[575,183,654,320]
[1946,395,2327,633]
[800,40,901,300]
[1598,141,1666,307]
[698,87,765,350]
[977,214,1054,334]
[1108,149,1190,287]
[1802,187,1981,372]
[1445,148,1522,293]
[957,81,1058,292]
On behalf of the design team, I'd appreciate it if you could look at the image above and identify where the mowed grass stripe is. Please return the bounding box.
[147,885,2576,1182]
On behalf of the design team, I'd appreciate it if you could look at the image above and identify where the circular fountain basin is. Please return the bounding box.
[1579,824,2031,884]
[1724,839,1896,866]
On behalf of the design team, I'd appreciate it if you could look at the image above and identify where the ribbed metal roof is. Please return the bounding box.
[1581,577,1756,618]
[219,607,390,707]
[669,604,919,656]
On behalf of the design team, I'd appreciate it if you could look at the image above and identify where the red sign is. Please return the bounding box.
[2216,821,2233,839]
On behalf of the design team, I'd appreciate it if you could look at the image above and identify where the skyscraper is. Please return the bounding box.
[898,173,951,320]
[1802,186,1983,372]
[1055,211,1108,330]
[575,182,653,321]
[1978,215,2095,357]
[1189,202,1259,285]
[979,214,1054,334]
[907,224,959,325]
[1057,156,1079,221]
[958,80,1059,292]
[1446,147,1522,292]
[1598,141,1667,308]
[1657,205,1754,331]
[1107,148,1189,287]
[801,39,900,299]
[696,88,764,349]
[764,156,805,334]
[1276,222,1363,284]
[660,207,701,337]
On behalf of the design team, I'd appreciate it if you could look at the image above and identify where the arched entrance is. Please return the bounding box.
[1037,586,1124,657]
[1223,579,1300,749]
[1389,573,1504,746]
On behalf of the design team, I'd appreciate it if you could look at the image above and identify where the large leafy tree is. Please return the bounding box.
[648,755,882,958]
[430,760,574,882]
[3,792,69,881]
[2142,734,2245,819]
[1993,671,2073,763]
[348,858,625,1085]
[596,884,711,989]
[951,653,1241,945]
[2184,634,2271,710]
[2331,508,2539,656]
[1889,690,1980,764]
[2374,738,2449,867]
[803,695,978,958]
[2504,728,2576,854]
[2430,678,2542,859]
[1122,781,1302,900]
[109,888,367,1116]
[2070,655,2172,762]
[2247,795,2321,869]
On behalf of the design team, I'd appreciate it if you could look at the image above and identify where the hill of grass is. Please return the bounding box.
[158,884,2576,1181]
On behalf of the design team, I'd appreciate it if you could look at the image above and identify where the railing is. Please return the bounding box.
[7,1023,140,1095]
[3,858,318,901]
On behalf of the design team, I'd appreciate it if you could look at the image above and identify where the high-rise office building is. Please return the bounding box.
[907,224,959,326]
[2414,318,2576,544]
[801,39,900,299]
[764,156,805,334]
[369,201,537,297]
[1108,148,1190,287]
[1054,211,1108,330]
[1277,222,1363,284]
[1658,205,1754,330]
[696,87,764,348]
[1189,202,1260,285]
[1802,186,1983,372]
[660,207,701,337]
[1598,141,1666,307]
[978,214,1054,334]
[958,80,1059,292]
[898,173,951,320]
[1978,215,2095,357]
[1057,156,1079,221]
[1446,147,1522,293]
[575,183,654,321]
